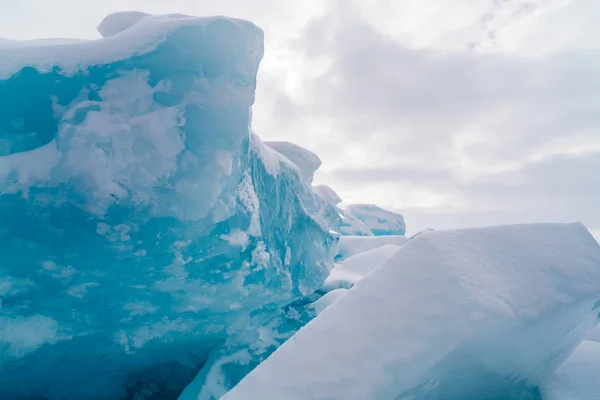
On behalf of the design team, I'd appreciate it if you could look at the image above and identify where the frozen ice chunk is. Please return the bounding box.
[178,297,319,400]
[264,141,321,185]
[345,203,406,236]
[308,187,376,236]
[312,184,342,206]
[338,209,375,236]
[0,12,337,400]
[223,223,600,400]
[336,235,408,260]
[542,340,600,400]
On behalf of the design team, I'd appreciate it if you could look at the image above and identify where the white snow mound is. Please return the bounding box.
[223,223,600,400]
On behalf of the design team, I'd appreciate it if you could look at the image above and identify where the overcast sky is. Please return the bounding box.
[1,0,598,238]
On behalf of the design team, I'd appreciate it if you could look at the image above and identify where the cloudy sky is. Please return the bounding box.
[1,0,598,238]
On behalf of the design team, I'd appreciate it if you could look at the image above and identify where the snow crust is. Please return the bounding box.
[224,223,600,400]
[0,13,264,81]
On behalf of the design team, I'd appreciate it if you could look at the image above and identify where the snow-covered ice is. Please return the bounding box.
[3,9,600,400]
[0,11,338,400]
[265,141,322,185]
[224,223,600,400]
[323,244,400,291]
[312,184,342,206]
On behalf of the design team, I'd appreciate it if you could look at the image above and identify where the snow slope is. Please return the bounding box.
[224,223,600,400]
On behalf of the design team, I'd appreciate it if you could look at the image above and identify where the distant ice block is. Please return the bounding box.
[542,340,600,400]
[0,12,338,400]
[223,223,600,400]
[312,184,342,206]
[338,210,375,236]
[265,141,321,185]
[345,203,406,236]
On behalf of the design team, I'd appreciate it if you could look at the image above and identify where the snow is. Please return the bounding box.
[223,223,600,400]
[265,141,322,185]
[336,235,408,260]
[323,244,400,291]
[308,289,348,315]
[0,12,264,80]
[96,11,154,37]
[543,340,600,400]
[345,203,406,236]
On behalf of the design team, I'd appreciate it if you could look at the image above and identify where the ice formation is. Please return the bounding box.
[0,12,338,400]
[309,185,375,236]
[224,223,600,400]
[2,9,600,400]
[345,203,406,236]
[265,141,321,186]
[312,184,342,206]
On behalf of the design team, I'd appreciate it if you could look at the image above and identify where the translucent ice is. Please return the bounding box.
[0,12,337,400]
[224,223,600,400]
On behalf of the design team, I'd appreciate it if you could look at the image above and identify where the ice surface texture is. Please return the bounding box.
[224,223,600,400]
[0,12,338,400]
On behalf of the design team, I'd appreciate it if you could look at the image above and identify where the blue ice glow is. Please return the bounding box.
[0,13,338,400]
